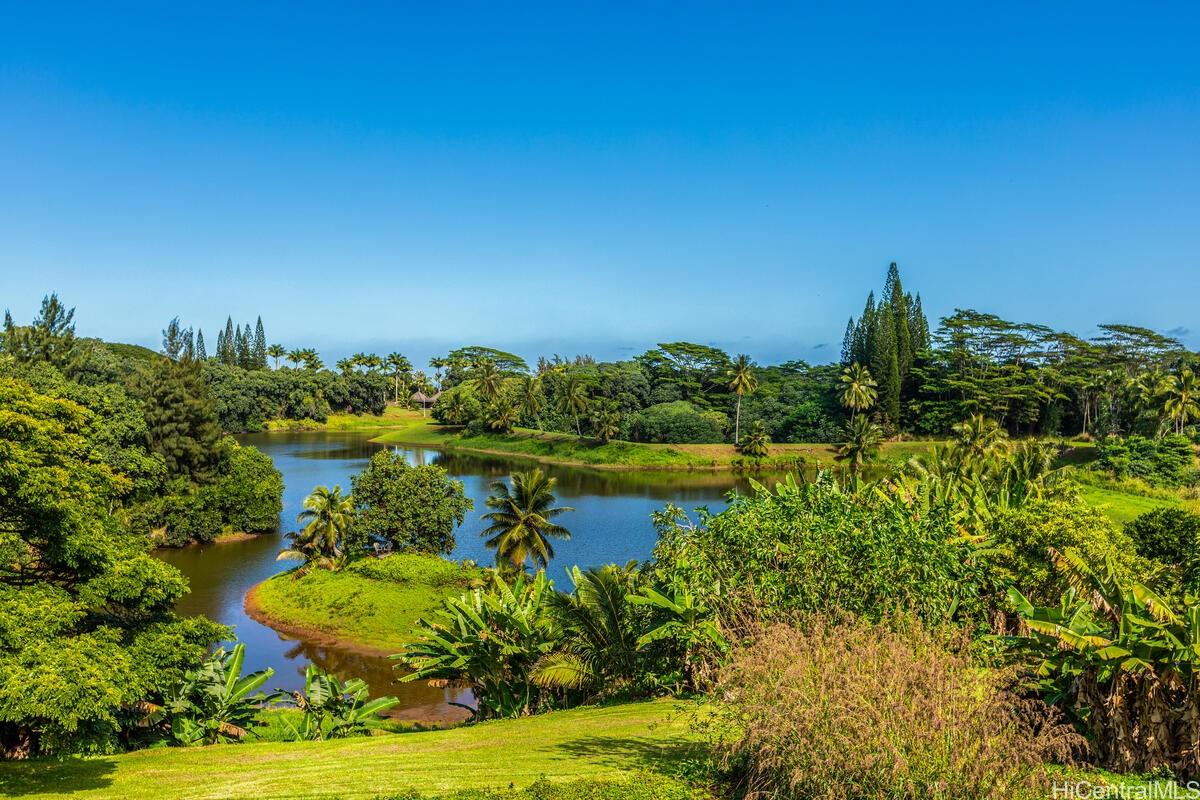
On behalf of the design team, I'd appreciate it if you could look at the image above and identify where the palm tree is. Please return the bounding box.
[286,348,305,369]
[836,415,884,483]
[429,357,447,391]
[485,400,519,433]
[951,414,1009,464]
[518,375,545,431]
[298,348,323,371]
[480,469,574,571]
[441,391,470,425]
[726,354,759,444]
[335,357,354,376]
[532,564,643,693]
[277,485,355,572]
[385,352,412,403]
[267,343,286,370]
[839,363,878,422]
[737,420,770,458]
[556,374,589,436]
[473,360,504,404]
[1163,368,1200,435]
[590,405,621,443]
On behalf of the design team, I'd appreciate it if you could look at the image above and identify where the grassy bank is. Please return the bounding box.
[0,700,704,799]
[271,406,934,471]
[248,552,478,654]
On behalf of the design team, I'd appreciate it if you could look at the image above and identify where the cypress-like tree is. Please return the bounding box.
[195,329,207,360]
[841,317,856,365]
[253,317,267,369]
[236,324,252,368]
[221,316,236,364]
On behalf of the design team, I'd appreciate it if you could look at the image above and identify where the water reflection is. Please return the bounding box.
[157,431,772,721]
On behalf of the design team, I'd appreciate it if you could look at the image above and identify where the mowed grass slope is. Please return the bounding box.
[0,700,702,800]
[249,553,477,653]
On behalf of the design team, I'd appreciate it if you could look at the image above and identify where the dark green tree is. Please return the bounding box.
[195,329,207,361]
[2,293,78,371]
[350,451,473,554]
[136,358,224,482]
[252,317,267,369]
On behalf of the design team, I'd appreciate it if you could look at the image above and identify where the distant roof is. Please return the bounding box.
[410,391,442,403]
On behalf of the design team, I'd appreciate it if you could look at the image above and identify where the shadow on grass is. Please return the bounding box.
[0,756,117,796]
[554,735,704,774]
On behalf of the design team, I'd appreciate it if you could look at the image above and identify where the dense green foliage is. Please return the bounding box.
[1008,554,1200,778]
[351,450,473,554]
[1094,433,1196,487]
[650,473,986,628]
[277,663,398,741]
[0,377,224,756]
[1125,508,1200,592]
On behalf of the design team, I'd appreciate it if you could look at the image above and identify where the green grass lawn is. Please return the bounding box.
[0,700,703,800]
[1076,483,1181,524]
[277,407,933,471]
[249,552,477,653]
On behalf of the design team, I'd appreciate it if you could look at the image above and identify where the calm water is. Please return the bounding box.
[157,431,761,721]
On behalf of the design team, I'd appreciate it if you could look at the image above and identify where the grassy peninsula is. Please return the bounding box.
[248,553,478,654]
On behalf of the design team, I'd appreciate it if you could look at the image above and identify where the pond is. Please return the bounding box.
[157,431,772,722]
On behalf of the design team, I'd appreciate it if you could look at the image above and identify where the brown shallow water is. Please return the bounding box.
[157,431,782,721]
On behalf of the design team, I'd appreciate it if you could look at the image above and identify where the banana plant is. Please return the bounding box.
[394,570,558,720]
[1006,550,1200,776]
[160,644,278,746]
[628,580,728,691]
[279,664,399,740]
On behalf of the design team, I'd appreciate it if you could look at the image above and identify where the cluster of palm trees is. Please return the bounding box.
[836,362,883,474]
[284,347,323,371]
[278,468,575,576]
[1158,367,1199,435]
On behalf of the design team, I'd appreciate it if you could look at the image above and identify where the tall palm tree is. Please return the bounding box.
[473,360,504,404]
[518,375,545,430]
[335,357,355,376]
[836,415,884,485]
[726,354,759,444]
[839,363,878,422]
[1163,368,1200,435]
[429,357,447,391]
[266,343,286,370]
[277,485,355,572]
[286,348,305,369]
[385,352,412,403]
[480,469,574,571]
[298,348,323,371]
[557,374,589,436]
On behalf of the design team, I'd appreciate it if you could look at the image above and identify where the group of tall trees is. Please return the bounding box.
[840,262,931,428]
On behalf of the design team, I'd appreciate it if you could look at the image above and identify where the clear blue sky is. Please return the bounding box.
[1,2,1197,367]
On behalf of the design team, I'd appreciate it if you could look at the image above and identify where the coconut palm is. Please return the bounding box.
[951,414,1009,465]
[518,375,545,430]
[480,469,574,571]
[839,362,878,422]
[298,348,323,371]
[557,374,589,436]
[441,391,471,425]
[335,357,354,376]
[1163,368,1200,435]
[277,485,355,572]
[737,420,770,458]
[590,404,621,443]
[286,348,305,368]
[485,400,519,433]
[385,352,412,403]
[473,360,504,404]
[836,415,884,481]
[726,354,759,444]
[429,357,448,391]
[266,343,286,370]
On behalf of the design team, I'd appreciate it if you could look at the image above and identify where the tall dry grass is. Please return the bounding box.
[716,616,1081,800]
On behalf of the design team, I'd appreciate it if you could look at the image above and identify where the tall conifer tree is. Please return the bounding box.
[253,317,267,369]
[195,329,207,360]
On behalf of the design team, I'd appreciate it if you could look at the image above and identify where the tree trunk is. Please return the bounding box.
[734,395,742,443]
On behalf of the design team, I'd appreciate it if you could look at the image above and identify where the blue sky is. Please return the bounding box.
[1,2,1197,367]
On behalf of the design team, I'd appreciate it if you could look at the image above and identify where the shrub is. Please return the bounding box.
[1125,508,1200,592]
[1094,434,1195,487]
[985,498,1150,604]
[716,617,1079,800]
[651,473,985,630]
[626,401,726,444]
